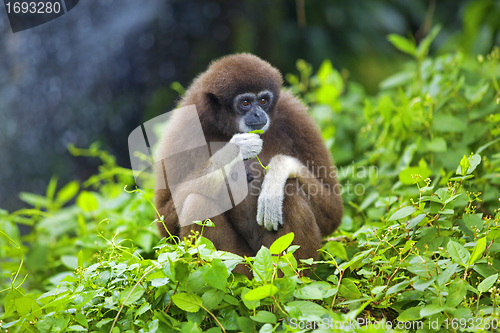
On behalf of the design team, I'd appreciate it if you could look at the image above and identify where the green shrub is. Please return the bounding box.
[1,28,500,332]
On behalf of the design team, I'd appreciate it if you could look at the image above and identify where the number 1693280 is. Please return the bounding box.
[5,2,61,14]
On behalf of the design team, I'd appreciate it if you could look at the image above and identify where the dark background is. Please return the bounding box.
[0,0,499,212]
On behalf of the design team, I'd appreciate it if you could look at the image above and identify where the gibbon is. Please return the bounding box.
[155,53,343,275]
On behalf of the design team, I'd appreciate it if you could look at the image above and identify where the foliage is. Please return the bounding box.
[1,29,500,332]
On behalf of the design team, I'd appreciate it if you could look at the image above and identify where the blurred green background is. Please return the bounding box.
[0,0,499,212]
[1,2,500,330]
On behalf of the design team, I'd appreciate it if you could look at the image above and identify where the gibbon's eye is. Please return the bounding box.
[260,98,267,105]
[241,100,250,107]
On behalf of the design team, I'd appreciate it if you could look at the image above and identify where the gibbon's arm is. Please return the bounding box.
[177,133,262,197]
[256,154,341,232]
[157,133,263,225]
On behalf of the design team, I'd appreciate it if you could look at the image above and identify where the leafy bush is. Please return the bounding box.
[1,28,500,332]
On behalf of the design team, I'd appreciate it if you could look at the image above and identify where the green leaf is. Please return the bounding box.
[54,316,70,331]
[474,263,498,278]
[56,181,80,205]
[469,237,487,266]
[467,154,481,174]
[244,284,278,301]
[413,277,435,291]
[406,214,426,230]
[285,301,328,317]
[477,137,500,154]
[423,137,447,152]
[237,317,255,333]
[170,81,185,95]
[201,259,229,290]
[487,229,500,240]
[253,246,273,283]
[387,34,417,56]
[194,219,214,227]
[371,286,387,295]
[447,240,470,267]
[179,321,202,333]
[269,232,294,255]
[389,206,416,221]
[420,304,446,318]
[96,318,113,328]
[398,307,422,321]
[458,155,470,176]
[75,312,88,327]
[46,176,58,203]
[360,191,379,211]
[202,289,224,310]
[402,240,416,254]
[399,167,432,185]
[421,195,444,204]
[463,213,484,232]
[61,255,78,269]
[293,285,324,300]
[76,191,98,212]
[67,325,86,331]
[339,278,361,299]
[4,288,24,316]
[379,71,414,90]
[378,95,395,118]
[41,293,74,310]
[317,60,343,104]
[259,324,274,333]
[19,192,49,208]
[77,250,83,268]
[120,286,144,306]
[447,278,468,307]
[433,115,467,133]
[325,241,348,261]
[416,25,441,58]
[437,263,458,286]
[223,294,239,306]
[465,82,489,104]
[386,281,409,295]
[338,249,371,271]
[248,129,264,134]
[135,303,151,319]
[172,293,204,313]
[250,311,276,324]
[36,316,58,332]
[241,288,260,310]
[478,273,498,293]
[317,85,341,107]
[14,296,42,317]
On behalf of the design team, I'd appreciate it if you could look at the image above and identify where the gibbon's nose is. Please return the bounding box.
[254,110,266,120]
[245,108,267,129]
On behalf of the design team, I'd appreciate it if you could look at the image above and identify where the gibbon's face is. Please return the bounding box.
[234,90,273,133]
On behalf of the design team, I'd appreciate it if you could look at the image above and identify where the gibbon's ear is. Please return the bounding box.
[206,92,220,109]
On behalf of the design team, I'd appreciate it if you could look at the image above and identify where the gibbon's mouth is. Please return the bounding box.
[238,116,270,133]
[246,122,267,130]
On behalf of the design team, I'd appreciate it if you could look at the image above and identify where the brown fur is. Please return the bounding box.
[155,54,343,276]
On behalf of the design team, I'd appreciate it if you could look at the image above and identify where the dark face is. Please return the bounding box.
[234,90,273,133]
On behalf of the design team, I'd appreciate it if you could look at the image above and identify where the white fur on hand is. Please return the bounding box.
[257,155,303,231]
[230,133,263,160]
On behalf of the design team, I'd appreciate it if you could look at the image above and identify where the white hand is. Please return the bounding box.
[256,156,287,231]
[256,186,284,231]
[230,133,263,160]
[256,155,304,231]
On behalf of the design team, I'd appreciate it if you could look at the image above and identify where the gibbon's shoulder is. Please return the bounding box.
[274,89,320,137]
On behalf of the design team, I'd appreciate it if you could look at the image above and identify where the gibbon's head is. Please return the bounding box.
[189,53,283,136]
